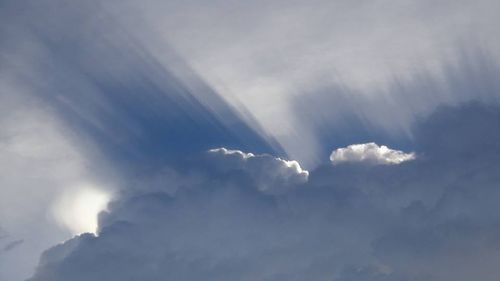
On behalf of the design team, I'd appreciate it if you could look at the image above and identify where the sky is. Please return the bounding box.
[1,0,500,280]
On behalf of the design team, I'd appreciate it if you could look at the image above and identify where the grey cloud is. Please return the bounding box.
[119,0,500,168]
[0,227,7,240]
[3,239,24,252]
[10,0,495,168]
[2,1,500,281]
[335,266,405,281]
[27,101,500,281]
[1,3,281,278]
[1,0,281,174]
[290,47,500,166]
[0,90,99,281]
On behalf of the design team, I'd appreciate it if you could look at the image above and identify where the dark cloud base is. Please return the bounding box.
[28,101,500,281]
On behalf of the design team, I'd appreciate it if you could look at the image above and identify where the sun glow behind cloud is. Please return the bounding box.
[51,184,111,235]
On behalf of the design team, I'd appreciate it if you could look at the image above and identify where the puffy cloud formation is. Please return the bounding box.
[330,143,415,165]
[27,102,500,281]
[207,148,309,193]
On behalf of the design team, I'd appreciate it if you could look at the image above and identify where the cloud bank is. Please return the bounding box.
[27,101,500,281]
[2,1,500,280]
[0,1,279,279]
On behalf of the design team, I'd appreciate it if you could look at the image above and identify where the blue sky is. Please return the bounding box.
[1,0,500,280]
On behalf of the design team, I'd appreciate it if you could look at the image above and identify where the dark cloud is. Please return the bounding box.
[27,101,500,281]
[0,228,24,254]
[3,239,24,252]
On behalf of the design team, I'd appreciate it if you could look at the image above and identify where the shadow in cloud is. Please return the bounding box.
[27,101,500,281]
[1,0,282,177]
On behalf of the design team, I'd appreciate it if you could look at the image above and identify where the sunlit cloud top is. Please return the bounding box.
[330,143,416,165]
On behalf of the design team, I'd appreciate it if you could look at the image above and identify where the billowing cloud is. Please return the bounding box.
[27,102,500,281]
[2,1,500,281]
[207,148,308,193]
[0,2,280,279]
[330,143,415,165]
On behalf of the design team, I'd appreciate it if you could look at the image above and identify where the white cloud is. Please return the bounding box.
[208,147,308,192]
[330,143,415,165]
[208,148,255,159]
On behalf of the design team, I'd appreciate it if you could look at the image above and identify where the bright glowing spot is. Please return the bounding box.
[51,184,111,235]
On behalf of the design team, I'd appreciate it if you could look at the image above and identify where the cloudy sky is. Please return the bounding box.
[1,0,500,280]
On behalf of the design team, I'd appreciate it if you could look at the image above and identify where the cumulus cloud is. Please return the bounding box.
[3,1,500,281]
[330,143,415,165]
[4,6,499,277]
[207,147,308,193]
[27,102,500,281]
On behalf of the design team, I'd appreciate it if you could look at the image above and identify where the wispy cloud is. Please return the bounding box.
[3,240,24,252]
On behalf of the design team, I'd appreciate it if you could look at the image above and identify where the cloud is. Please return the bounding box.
[287,47,500,167]
[2,1,500,280]
[6,0,498,168]
[110,0,500,168]
[0,2,280,279]
[1,0,281,173]
[207,148,308,193]
[0,88,111,281]
[0,227,7,240]
[329,143,415,165]
[3,240,24,252]
[27,101,500,281]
